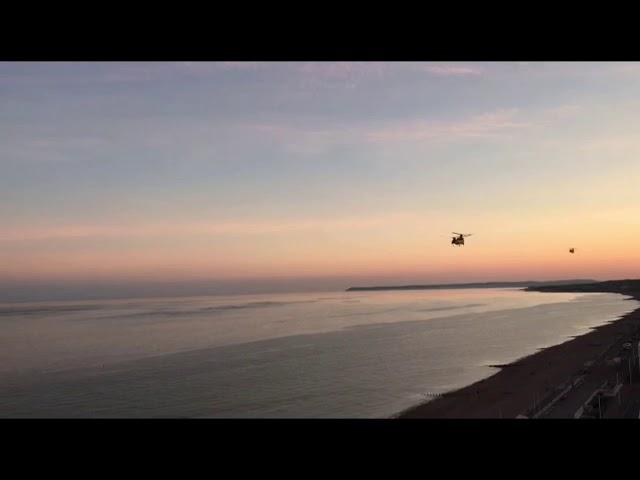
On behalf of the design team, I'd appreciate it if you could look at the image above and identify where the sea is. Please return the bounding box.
[0,288,637,418]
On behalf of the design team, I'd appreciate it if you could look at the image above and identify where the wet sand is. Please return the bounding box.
[398,281,640,418]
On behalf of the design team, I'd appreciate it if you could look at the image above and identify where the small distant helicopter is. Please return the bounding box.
[451,232,473,246]
[569,248,575,254]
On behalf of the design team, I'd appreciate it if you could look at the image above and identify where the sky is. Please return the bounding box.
[2,62,640,300]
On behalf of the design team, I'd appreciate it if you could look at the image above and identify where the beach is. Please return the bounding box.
[398,280,640,418]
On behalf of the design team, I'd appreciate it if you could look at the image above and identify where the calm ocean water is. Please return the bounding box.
[0,288,637,418]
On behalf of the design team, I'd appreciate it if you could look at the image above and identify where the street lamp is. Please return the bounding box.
[598,394,602,419]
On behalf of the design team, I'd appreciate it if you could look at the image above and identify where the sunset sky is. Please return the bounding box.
[2,62,640,298]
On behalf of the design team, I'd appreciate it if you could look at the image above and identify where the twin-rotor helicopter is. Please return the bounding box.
[450,232,472,246]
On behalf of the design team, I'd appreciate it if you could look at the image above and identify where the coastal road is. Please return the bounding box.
[541,340,639,418]
[542,376,604,418]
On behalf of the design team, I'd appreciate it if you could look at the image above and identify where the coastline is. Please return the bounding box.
[397,280,640,418]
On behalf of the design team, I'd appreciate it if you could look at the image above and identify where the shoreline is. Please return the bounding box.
[397,280,640,418]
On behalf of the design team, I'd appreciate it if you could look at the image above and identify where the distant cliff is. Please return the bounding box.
[346,279,598,292]
[525,279,640,294]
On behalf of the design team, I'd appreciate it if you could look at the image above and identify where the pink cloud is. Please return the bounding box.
[576,134,640,154]
[542,104,582,118]
[294,62,483,80]
[366,109,529,143]
[215,62,271,70]
[297,62,386,78]
[606,63,640,75]
[294,62,387,90]
[417,64,483,76]
[245,109,532,154]
[0,213,426,243]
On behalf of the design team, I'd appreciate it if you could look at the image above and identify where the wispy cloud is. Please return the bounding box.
[365,109,528,143]
[213,62,271,70]
[604,62,640,75]
[292,62,483,88]
[576,134,640,154]
[0,62,489,92]
[542,104,582,118]
[416,64,483,76]
[246,108,531,154]
[0,213,425,243]
[297,62,386,78]
[293,62,387,90]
